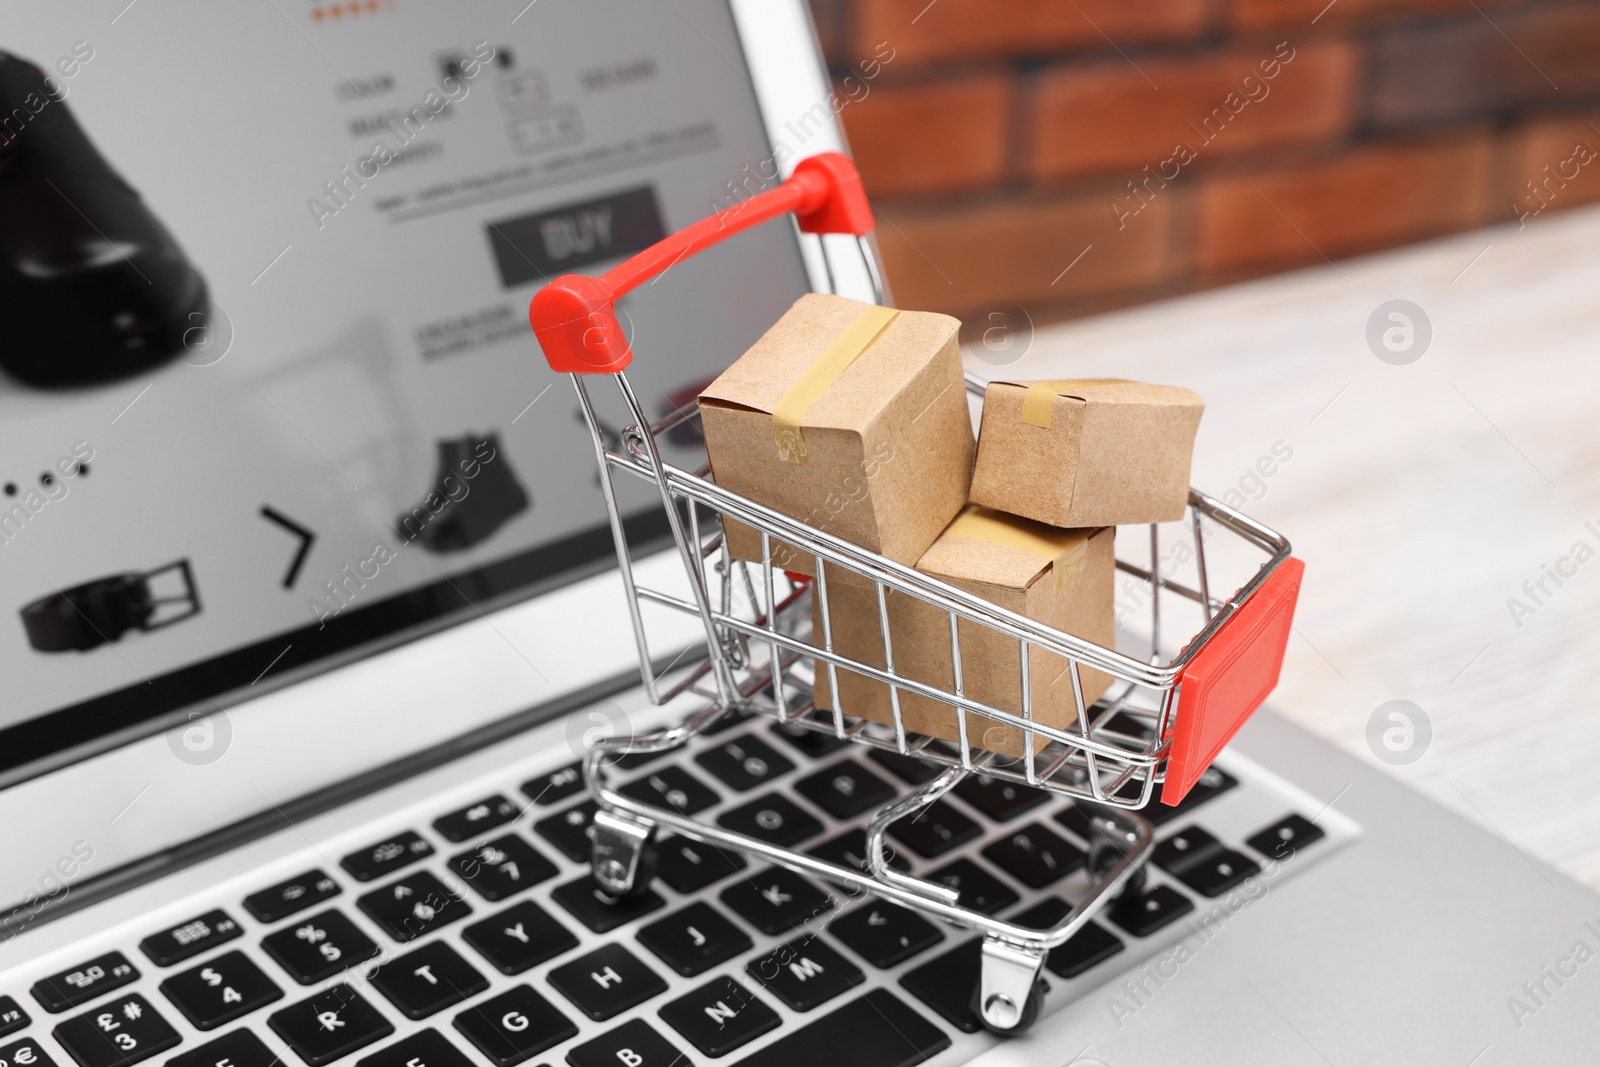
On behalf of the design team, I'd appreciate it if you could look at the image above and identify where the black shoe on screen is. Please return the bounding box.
[0,51,209,388]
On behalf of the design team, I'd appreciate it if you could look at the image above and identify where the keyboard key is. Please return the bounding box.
[244,870,341,924]
[521,763,586,807]
[446,835,557,902]
[0,1038,56,1067]
[716,795,822,848]
[52,993,180,1067]
[694,735,793,792]
[551,875,664,934]
[357,871,472,942]
[953,775,1049,822]
[566,1019,687,1067]
[452,986,575,1067]
[1049,921,1125,979]
[260,910,379,984]
[701,705,757,736]
[367,941,488,1020]
[898,940,982,1033]
[1152,825,1225,875]
[617,765,720,817]
[547,944,667,1021]
[721,868,833,935]
[1053,804,1095,842]
[340,832,434,883]
[1108,884,1194,937]
[533,801,597,863]
[887,800,979,859]
[1143,765,1239,826]
[657,976,779,1057]
[830,902,944,969]
[925,858,1018,916]
[748,936,865,1011]
[656,836,746,893]
[770,721,849,758]
[32,952,139,1013]
[159,951,283,1030]
[269,985,393,1067]
[867,749,942,785]
[167,1030,283,1067]
[637,902,753,977]
[982,823,1086,888]
[0,998,29,1038]
[356,1030,472,1067]
[138,910,243,967]
[1176,849,1261,898]
[794,760,896,819]
[434,795,520,843]
[1008,899,1125,979]
[461,900,578,975]
[1247,813,1326,861]
[734,989,950,1067]
[807,829,910,875]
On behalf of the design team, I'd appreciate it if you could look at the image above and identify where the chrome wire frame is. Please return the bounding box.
[570,234,1293,1031]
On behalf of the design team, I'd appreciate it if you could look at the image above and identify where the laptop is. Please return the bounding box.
[2,1,1597,1065]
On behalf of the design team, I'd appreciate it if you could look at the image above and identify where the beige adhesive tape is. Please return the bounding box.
[772,305,900,463]
[944,505,1088,591]
[1018,378,1130,428]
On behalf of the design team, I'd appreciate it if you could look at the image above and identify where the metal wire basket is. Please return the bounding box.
[529,151,1304,1033]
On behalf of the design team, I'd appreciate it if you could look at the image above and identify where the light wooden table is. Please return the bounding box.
[978,204,1600,890]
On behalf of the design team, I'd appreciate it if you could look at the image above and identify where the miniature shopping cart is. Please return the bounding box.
[529,152,1304,1034]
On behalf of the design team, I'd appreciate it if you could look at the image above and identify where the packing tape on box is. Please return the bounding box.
[1018,378,1130,428]
[944,505,1088,592]
[772,305,900,463]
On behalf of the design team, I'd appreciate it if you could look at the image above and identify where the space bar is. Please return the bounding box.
[735,988,951,1067]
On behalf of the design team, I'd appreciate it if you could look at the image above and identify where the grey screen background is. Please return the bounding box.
[0,0,809,730]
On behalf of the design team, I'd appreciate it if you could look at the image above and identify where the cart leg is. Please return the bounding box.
[589,807,659,898]
[977,936,1047,1033]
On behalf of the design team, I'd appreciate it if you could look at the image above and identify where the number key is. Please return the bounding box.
[159,951,283,1030]
[52,994,180,1067]
[261,910,379,984]
[446,835,557,902]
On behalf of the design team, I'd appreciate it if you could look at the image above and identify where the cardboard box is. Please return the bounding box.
[970,379,1204,528]
[698,293,973,575]
[813,507,1116,757]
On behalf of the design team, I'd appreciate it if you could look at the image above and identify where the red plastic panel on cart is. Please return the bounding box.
[1161,556,1304,806]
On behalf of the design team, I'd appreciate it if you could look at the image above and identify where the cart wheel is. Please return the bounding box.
[1087,838,1148,899]
[973,977,1046,1034]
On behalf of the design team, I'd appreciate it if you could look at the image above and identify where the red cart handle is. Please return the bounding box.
[530,152,874,376]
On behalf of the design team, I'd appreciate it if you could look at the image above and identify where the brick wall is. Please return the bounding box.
[809,0,1600,325]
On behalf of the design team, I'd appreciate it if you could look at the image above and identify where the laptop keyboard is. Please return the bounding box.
[0,713,1358,1067]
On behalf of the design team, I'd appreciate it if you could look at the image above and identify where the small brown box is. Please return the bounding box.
[698,293,974,574]
[813,507,1116,758]
[970,379,1204,528]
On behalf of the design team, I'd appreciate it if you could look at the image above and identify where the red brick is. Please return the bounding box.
[1194,136,1494,274]
[1031,40,1357,182]
[873,191,1177,317]
[840,73,1012,196]
[1231,0,1517,32]
[854,0,1208,67]
[1503,114,1600,226]
[1370,6,1600,130]
[806,0,850,68]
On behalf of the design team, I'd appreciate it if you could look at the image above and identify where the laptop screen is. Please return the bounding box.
[0,1,811,777]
